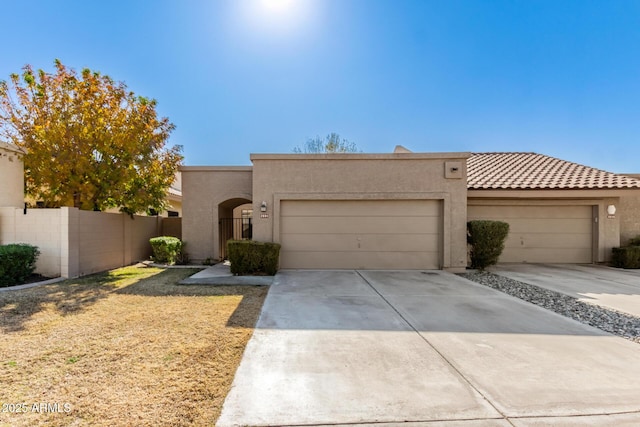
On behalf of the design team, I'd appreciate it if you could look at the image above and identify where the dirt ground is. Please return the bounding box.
[0,266,267,426]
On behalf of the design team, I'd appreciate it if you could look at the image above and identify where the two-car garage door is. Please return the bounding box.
[468,205,594,264]
[278,201,593,268]
[279,200,442,269]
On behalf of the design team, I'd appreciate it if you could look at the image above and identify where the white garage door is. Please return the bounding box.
[468,205,594,263]
[279,200,442,269]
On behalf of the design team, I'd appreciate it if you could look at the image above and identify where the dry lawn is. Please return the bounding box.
[0,266,267,426]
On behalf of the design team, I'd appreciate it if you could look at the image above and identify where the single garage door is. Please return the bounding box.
[468,205,593,263]
[279,200,442,269]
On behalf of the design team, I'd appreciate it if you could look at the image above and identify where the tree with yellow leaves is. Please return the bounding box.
[0,59,182,215]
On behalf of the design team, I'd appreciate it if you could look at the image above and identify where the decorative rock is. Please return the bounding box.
[460,271,640,345]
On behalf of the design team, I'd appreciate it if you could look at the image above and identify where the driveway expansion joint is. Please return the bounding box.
[354,270,513,426]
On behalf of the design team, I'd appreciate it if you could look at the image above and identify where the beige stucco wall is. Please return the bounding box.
[180,166,253,262]
[164,197,182,217]
[250,153,470,270]
[467,191,625,263]
[620,195,640,245]
[0,207,160,279]
[619,175,640,245]
[161,217,182,239]
[0,207,62,277]
[0,143,25,208]
[76,211,160,276]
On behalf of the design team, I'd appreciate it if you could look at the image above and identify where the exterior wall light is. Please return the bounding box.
[607,205,616,215]
[260,201,267,212]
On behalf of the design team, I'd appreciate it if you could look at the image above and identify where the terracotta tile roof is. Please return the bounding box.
[468,152,640,190]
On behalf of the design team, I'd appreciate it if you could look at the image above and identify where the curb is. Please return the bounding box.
[0,277,66,292]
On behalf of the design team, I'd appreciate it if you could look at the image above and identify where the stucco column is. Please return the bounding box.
[60,207,80,278]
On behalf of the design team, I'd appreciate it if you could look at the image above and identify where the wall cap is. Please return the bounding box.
[179,166,253,172]
[0,141,26,154]
[250,152,471,161]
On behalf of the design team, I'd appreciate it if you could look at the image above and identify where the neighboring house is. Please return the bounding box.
[163,172,183,217]
[467,153,640,264]
[99,172,182,217]
[180,147,640,270]
[0,142,25,209]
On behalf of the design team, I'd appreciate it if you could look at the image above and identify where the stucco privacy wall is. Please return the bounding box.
[0,207,160,278]
[161,217,182,239]
[0,207,62,277]
[76,211,160,276]
[250,153,470,270]
[620,174,640,245]
[180,167,253,262]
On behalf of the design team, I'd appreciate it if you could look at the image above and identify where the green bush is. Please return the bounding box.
[227,240,281,276]
[149,236,183,264]
[627,235,640,247]
[0,244,40,287]
[467,220,510,270]
[611,246,640,269]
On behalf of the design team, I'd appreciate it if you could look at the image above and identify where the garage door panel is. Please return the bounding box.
[500,248,593,264]
[281,216,440,235]
[470,205,592,219]
[467,204,593,264]
[505,234,592,250]
[505,233,592,249]
[281,200,441,217]
[281,233,440,253]
[280,200,442,269]
[280,250,440,270]
[504,218,592,234]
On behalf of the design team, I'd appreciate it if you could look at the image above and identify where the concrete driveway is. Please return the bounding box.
[493,264,640,317]
[217,270,640,427]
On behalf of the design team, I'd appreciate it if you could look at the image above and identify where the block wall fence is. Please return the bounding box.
[0,207,163,278]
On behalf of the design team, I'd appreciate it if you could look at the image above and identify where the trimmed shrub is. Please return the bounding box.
[467,220,510,270]
[149,236,183,264]
[0,244,40,287]
[227,240,281,276]
[611,246,640,269]
[627,235,640,247]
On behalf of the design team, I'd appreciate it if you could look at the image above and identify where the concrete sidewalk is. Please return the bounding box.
[217,270,640,426]
[179,262,273,286]
[493,264,640,317]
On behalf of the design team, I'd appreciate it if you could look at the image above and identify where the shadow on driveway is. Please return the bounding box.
[218,269,640,427]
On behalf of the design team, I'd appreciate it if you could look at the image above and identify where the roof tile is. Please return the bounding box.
[468,152,640,190]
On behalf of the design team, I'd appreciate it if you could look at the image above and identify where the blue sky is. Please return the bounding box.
[2,0,639,172]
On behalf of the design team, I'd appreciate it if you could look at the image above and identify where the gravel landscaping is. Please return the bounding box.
[460,271,640,345]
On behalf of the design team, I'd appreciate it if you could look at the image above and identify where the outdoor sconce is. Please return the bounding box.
[607,205,617,215]
[260,201,267,212]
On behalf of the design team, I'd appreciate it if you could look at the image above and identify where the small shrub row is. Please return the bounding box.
[227,240,281,276]
[467,220,510,270]
[0,244,40,287]
[149,236,183,265]
[612,236,640,269]
[627,235,640,247]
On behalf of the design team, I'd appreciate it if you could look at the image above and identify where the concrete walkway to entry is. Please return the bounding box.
[179,262,273,286]
[218,270,640,426]
[493,264,640,317]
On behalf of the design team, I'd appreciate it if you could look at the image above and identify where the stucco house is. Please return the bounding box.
[0,141,26,208]
[180,147,640,271]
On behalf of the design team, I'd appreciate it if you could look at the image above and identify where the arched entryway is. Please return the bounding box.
[218,198,253,260]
